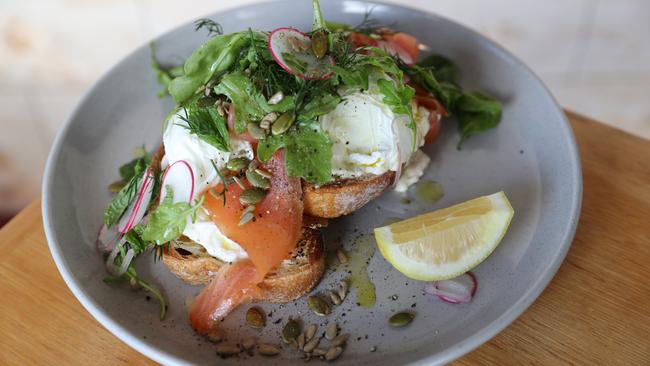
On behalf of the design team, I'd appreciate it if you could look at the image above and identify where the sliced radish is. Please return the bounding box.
[117,170,155,234]
[269,27,334,80]
[424,272,477,304]
[96,224,122,253]
[159,160,195,204]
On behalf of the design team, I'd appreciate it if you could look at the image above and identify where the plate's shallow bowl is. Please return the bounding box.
[42,1,582,365]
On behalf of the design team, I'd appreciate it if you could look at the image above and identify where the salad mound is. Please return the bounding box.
[99,0,502,341]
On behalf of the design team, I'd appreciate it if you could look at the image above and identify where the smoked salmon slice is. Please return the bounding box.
[188,151,303,335]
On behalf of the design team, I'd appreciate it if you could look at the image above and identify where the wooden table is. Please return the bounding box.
[1,112,648,365]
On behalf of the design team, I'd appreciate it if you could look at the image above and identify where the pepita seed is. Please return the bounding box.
[268,91,284,105]
[282,319,302,344]
[239,187,267,205]
[204,86,211,96]
[305,324,317,342]
[258,343,281,356]
[271,111,295,135]
[206,330,222,343]
[260,112,278,130]
[239,211,255,226]
[311,30,329,59]
[307,295,330,316]
[389,312,415,327]
[255,168,273,179]
[325,323,338,341]
[247,122,266,140]
[217,103,226,116]
[216,344,240,357]
[338,281,348,301]
[325,346,343,361]
[242,338,256,351]
[303,335,320,353]
[329,291,341,306]
[242,204,256,215]
[336,249,348,264]
[297,332,306,350]
[226,157,250,171]
[245,306,266,329]
[330,334,348,347]
[108,180,125,193]
[232,175,246,189]
[312,347,327,356]
[246,169,271,189]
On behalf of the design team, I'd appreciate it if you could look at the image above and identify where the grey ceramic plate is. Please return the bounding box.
[42,1,582,365]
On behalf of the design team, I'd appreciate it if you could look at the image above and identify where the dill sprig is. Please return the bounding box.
[194,18,223,37]
[178,105,230,152]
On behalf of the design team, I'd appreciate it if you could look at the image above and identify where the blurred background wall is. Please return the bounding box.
[1,0,649,224]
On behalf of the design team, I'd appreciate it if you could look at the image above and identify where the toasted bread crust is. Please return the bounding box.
[302,171,396,218]
[162,227,325,303]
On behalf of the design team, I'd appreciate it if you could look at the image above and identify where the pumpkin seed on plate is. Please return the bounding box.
[282,319,302,344]
[307,295,330,316]
[338,280,348,301]
[242,338,256,351]
[239,211,255,226]
[246,169,271,189]
[245,306,266,329]
[297,332,306,350]
[271,111,295,135]
[239,187,267,205]
[305,324,317,342]
[325,323,338,341]
[258,343,281,356]
[389,312,415,327]
[311,30,328,59]
[226,157,250,171]
[303,335,320,353]
[329,290,341,305]
[325,346,343,361]
[330,334,348,347]
[216,343,240,357]
[267,91,284,105]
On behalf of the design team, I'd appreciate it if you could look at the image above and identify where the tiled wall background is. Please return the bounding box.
[1,0,649,218]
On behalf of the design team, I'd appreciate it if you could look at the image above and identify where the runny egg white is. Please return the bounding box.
[319,87,431,190]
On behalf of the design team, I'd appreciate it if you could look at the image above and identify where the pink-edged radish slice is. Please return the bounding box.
[424,272,477,304]
[159,160,195,204]
[269,27,334,80]
[377,40,415,65]
[117,170,155,234]
[96,224,122,253]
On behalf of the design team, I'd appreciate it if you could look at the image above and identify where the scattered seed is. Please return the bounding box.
[303,335,321,353]
[336,249,348,264]
[271,111,295,135]
[255,168,273,179]
[239,211,255,226]
[258,343,281,356]
[246,169,271,189]
[307,296,331,316]
[246,306,266,329]
[268,91,284,105]
[232,175,245,189]
[204,86,211,97]
[311,29,329,59]
[239,187,267,205]
[371,346,377,352]
[305,324,317,343]
[242,204,256,215]
[297,332,306,350]
[389,312,415,327]
[313,347,327,356]
[338,281,348,301]
[247,122,266,140]
[216,103,226,116]
[242,338,256,351]
[206,330,222,343]
[260,112,278,130]
[330,334,348,347]
[226,157,250,172]
[282,319,302,344]
[325,323,338,341]
[216,343,240,357]
[325,346,343,361]
[329,291,342,306]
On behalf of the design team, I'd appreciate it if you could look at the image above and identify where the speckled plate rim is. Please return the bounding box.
[42,1,583,365]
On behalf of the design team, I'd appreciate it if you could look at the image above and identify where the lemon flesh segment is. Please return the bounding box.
[374,191,514,281]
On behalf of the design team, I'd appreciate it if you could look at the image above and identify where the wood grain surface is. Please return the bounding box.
[1,112,648,365]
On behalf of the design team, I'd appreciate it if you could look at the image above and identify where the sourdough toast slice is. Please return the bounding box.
[302,171,396,218]
[162,226,326,303]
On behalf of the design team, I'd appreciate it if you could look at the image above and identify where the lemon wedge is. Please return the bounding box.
[374,191,514,281]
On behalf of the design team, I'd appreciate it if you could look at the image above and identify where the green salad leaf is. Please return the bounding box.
[118,150,151,182]
[376,78,417,147]
[150,43,184,98]
[257,123,332,185]
[141,187,205,245]
[179,104,230,151]
[169,32,249,104]
[299,93,341,121]
[456,91,502,148]
[104,154,151,228]
[418,54,458,84]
